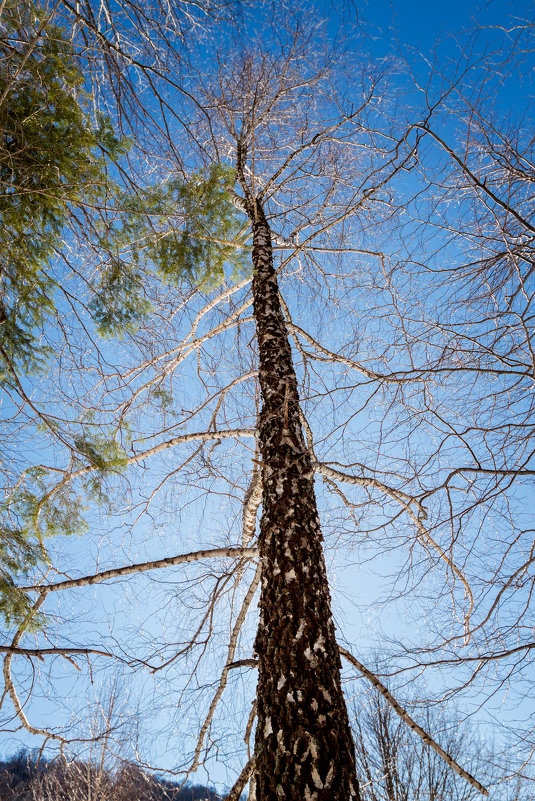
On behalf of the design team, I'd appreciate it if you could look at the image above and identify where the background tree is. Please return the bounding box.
[352,687,528,801]
[0,0,131,373]
[0,750,222,800]
[0,1,533,799]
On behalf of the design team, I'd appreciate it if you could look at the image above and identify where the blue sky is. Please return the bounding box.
[1,0,534,796]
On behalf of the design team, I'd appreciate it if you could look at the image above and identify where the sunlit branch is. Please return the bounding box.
[115,307,255,413]
[225,756,255,801]
[288,323,423,383]
[316,463,474,635]
[339,646,489,797]
[20,547,258,594]
[1,591,69,743]
[190,562,262,773]
[415,123,535,235]
[40,429,256,512]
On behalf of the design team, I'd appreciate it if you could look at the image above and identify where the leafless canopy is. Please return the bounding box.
[0,1,534,797]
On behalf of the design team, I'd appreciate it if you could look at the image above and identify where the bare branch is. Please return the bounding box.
[339,646,489,797]
[20,548,259,594]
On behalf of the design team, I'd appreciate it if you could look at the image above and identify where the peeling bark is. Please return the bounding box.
[249,198,360,801]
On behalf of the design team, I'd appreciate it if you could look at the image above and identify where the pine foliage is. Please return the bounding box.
[0,1,247,626]
[0,0,128,377]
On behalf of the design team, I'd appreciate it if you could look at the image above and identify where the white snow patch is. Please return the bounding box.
[264,717,273,737]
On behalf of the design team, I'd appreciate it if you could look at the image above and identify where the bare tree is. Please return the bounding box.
[355,20,535,770]
[352,686,527,801]
[1,1,534,799]
[0,16,425,794]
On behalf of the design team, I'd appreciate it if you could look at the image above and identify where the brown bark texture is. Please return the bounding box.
[250,198,360,801]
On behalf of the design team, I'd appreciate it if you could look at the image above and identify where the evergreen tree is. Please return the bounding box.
[0,1,246,625]
[0,0,127,377]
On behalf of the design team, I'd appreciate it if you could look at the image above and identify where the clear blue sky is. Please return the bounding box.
[1,0,533,796]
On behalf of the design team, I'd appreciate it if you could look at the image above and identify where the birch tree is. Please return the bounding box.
[0,1,533,799]
[0,16,421,796]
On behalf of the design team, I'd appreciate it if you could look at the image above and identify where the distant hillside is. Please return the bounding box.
[0,751,223,800]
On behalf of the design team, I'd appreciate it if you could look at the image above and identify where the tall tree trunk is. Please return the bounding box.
[249,197,360,801]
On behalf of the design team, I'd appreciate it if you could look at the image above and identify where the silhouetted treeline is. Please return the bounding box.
[0,750,222,801]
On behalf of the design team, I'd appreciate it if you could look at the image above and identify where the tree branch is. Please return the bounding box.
[20,547,259,594]
[339,645,489,797]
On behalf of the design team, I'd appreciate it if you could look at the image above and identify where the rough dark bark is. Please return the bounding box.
[248,196,360,801]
